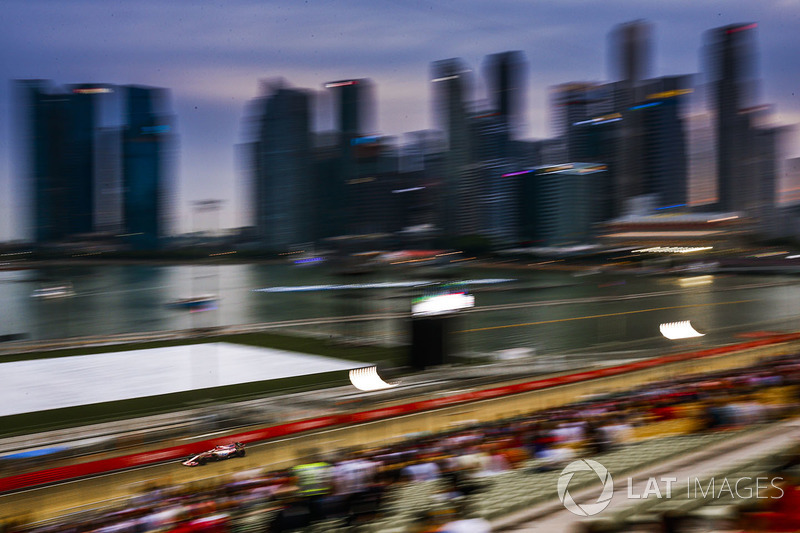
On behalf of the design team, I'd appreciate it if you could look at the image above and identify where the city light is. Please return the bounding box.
[324,80,358,88]
[572,113,622,126]
[632,246,714,253]
[727,23,758,33]
[501,170,535,178]
[391,187,424,193]
[254,279,514,293]
[629,101,662,110]
[72,87,113,94]
[678,275,714,287]
[647,88,693,100]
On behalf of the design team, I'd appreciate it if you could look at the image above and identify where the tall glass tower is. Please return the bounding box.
[17,80,104,243]
[483,51,527,140]
[122,85,174,249]
[250,80,313,248]
[431,58,478,236]
[706,23,758,212]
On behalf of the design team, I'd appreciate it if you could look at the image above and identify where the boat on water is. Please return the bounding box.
[166,294,218,310]
[31,284,75,299]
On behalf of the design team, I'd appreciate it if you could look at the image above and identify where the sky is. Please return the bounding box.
[1,0,799,241]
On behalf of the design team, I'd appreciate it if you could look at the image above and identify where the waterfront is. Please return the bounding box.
[2,262,800,357]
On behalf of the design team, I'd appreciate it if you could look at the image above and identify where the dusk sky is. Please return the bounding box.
[2,0,799,241]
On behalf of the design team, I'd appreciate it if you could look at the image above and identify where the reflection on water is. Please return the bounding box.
[1,264,799,356]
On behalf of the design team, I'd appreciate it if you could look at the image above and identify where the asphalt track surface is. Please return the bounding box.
[3,333,799,524]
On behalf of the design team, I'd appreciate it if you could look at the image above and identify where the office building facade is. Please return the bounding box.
[18,80,104,243]
[706,23,759,212]
[251,81,314,248]
[123,86,175,249]
[519,163,608,246]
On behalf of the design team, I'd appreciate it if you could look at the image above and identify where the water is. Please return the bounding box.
[2,263,800,356]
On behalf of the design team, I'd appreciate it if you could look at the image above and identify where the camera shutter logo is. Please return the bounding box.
[557,459,614,516]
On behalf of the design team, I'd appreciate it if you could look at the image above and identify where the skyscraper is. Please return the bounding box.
[705,23,759,212]
[95,127,123,233]
[324,78,378,237]
[324,78,375,138]
[636,75,692,209]
[550,81,618,171]
[431,58,479,236]
[608,20,653,94]
[519,164,607,246]
[65,84,102,237]
[483,51,527,140]
[607,21,654,216]
[473,112,516,245]
[250,80,314,248]
[17,80,106,243]
[122,85,175,249]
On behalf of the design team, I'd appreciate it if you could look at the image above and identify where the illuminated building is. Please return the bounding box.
[122,86,175,249]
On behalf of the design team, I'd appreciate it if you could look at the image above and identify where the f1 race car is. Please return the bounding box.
[182,442,246,466]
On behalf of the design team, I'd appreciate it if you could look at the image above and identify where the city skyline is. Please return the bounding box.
[2,1,799,241]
